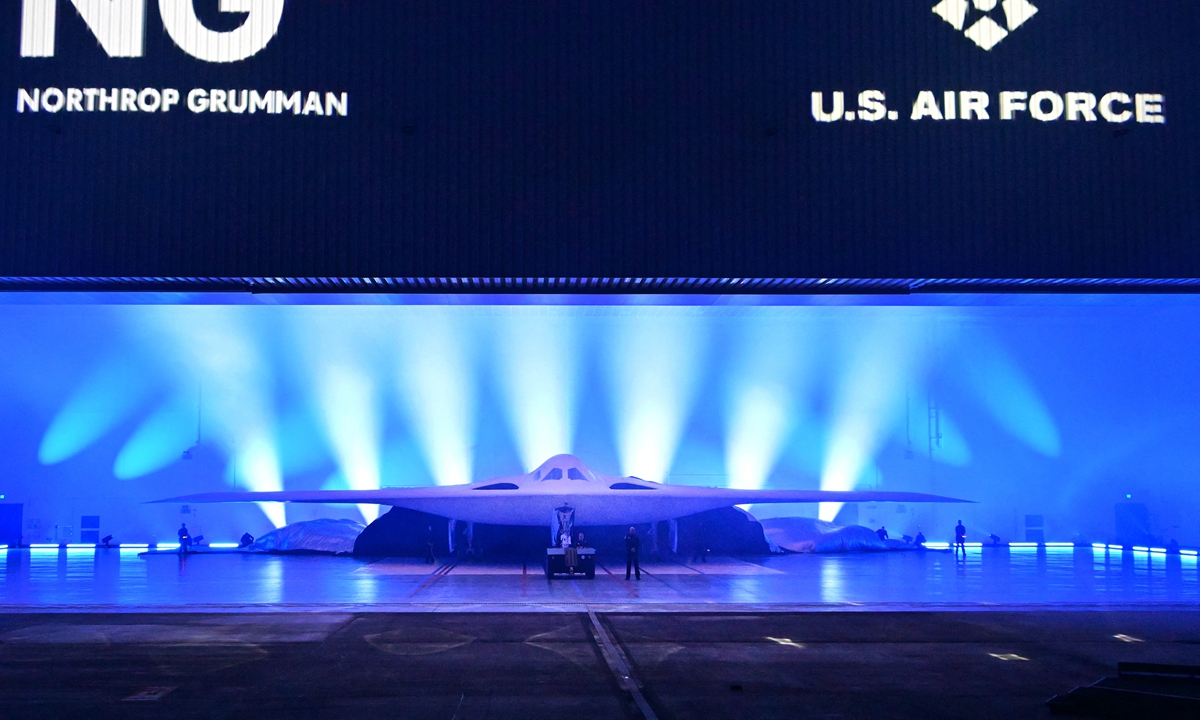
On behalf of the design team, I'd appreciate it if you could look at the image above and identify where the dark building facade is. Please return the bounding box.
[1,0,1196,284]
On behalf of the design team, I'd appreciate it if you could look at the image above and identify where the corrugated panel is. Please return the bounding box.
[3,276,1200,294]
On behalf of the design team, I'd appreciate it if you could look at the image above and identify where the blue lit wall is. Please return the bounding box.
[1,293,1197,546]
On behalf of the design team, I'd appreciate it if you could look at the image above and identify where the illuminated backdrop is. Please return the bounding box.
[1,292,1197,546]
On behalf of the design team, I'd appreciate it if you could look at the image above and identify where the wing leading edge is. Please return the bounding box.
[152,486,972,526]
[153,487,971,505]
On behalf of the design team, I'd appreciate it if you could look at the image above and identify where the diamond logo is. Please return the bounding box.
[933,0,1038,50]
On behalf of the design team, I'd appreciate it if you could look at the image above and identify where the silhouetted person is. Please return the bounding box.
[177,524,191,555]
[425,525,436,564]
[576,532,588,548]
[625,526,641,580]
[915,531,926,546]
[954,520,967,558]
[1168,539,1181,554]
[239,533,254,548]
[876,526,889,541]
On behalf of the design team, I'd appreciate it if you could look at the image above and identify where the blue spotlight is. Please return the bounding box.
[494,311,579,471]
[724,316,812,491]
[39,358,151,465]
[726,384,792,490]
[606,310,706,482]
[962,334,1061,456]
[232,436,287,528]
[113,395,196,479]
[315,364,383,522]
[131,305,286,526]
[394,311,478,486]
[819,319,920,520]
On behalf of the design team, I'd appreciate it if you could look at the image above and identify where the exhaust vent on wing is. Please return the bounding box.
[475,483,520,491]
[610,482,654,490]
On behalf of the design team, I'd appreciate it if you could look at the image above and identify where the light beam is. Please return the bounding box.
[394,310,478,486]
[605,309,706,482]
[493,309,578,471]
[819,316,922,521]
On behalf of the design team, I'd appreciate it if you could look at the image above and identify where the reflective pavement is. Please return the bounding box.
[2,546,1198,612]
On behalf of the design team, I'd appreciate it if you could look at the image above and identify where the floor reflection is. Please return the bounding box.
[1,547,1199,609]
[819,556,845,603]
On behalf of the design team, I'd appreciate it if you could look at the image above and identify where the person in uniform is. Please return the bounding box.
[177,523,191,555]
[624,526,641,580]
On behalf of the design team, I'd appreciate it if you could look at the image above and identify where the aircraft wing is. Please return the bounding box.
[691,489,972,504]
[153,487,970,505]
[153,488,457,505]
[152,486,971,526]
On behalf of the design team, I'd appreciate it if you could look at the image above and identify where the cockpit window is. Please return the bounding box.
[567,468,586,480]
[543,468,563,480]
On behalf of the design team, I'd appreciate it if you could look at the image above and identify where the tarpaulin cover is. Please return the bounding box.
[760,517,915,553]
[249,518,365,554]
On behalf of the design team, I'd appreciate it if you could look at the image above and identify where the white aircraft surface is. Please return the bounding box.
[157,454,971,526]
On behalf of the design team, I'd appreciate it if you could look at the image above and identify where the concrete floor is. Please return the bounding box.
[4,549,1195,717]
[0,610,1193,719]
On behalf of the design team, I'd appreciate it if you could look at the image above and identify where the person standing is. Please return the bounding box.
[876,526,889,541]
[954,520,967,558]
[177,523,191,555]
[624,526,641,580]
[424,525,436,564]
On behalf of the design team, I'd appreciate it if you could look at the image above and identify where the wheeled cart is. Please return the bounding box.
[545,547,596,578]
